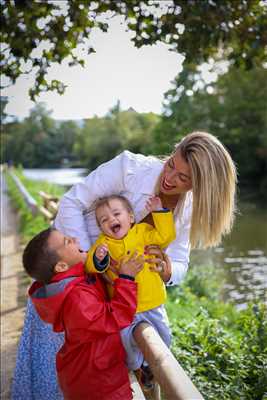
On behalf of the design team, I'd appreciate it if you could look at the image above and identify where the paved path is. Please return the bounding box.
[1,170,26,399]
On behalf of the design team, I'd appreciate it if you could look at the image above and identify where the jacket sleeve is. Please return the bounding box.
[63,278,137,340]
[85,235,110,273]
[54,151,134,251]
[143,210,176,249]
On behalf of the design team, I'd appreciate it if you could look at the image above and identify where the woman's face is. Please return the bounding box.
[160,149,192,195]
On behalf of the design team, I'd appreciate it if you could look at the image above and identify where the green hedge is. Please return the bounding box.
[167,268,267,400]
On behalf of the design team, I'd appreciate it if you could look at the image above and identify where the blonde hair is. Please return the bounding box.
[177,131,237,249]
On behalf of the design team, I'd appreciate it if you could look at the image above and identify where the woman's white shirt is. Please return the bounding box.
[54,150,192,286]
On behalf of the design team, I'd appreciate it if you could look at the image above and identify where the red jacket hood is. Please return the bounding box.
[29,262,86,332]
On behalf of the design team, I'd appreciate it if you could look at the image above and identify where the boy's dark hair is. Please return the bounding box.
[94,195,134,226]
[23,227,60,284]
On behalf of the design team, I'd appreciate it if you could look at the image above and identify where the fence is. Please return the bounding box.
[8,170,58,222]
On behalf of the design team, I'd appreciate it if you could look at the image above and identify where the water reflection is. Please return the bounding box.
[191,204,267,309]
[223,253,267,309]
[23,168,88,186]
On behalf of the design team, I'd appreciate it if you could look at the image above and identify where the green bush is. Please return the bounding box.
[167,267,267,400]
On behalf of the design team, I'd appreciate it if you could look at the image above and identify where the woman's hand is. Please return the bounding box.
[145,245,172,283]
[119,252,145,278]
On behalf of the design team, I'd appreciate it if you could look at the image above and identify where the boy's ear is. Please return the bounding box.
[130,213,135,224]
[54,261,69,273]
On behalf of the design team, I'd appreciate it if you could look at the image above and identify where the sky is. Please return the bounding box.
[3,16,184,121]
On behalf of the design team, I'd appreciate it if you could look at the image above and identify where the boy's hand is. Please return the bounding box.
[145,196,163,213]
[119,252,144,278]
[95,244,109,261]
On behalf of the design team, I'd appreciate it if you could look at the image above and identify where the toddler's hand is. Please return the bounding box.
[145,196,163,213]
[95,244,109,261]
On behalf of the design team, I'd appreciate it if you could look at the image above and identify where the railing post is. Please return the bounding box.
[134,322,204,400]
[129,371,146,400]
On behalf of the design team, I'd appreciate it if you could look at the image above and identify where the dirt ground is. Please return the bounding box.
[0,173,27,399]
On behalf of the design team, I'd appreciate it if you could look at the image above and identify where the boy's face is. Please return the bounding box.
[96,198,134,239]
[48,230,85,267]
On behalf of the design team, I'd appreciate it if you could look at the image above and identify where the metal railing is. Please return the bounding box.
[7,170,58,222]
[8,170,39,215]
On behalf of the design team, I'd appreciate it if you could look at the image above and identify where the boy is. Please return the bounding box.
[23,227,144,400]
[85,195,176,388]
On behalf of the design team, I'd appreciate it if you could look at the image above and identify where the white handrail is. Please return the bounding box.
[8,170,38,215]
[134,323,204,400]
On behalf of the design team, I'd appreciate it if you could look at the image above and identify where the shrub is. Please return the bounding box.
[167,267,267,399]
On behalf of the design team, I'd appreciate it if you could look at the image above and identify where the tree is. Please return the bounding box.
[1,0,266,99]
[106,101,159,153]
[74,105,159,169]
[0,96,9,124]
[209,67,267,197]
[1,103,81,167]
[74,116,123,169]
[57,120,80,165]
[152,65,267,198]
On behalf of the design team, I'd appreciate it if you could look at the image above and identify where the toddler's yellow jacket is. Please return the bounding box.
[86,210,176,313]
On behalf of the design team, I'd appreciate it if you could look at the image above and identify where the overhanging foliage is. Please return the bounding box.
[1,0,267,99]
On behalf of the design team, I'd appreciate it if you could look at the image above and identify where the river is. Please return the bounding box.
[23,168,88,186]
[23,168,267,308]
[191,204,267,309]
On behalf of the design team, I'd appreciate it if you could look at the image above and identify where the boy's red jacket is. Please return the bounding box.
[29,262,137,400]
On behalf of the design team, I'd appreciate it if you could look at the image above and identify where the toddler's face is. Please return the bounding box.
[96,199,134,239]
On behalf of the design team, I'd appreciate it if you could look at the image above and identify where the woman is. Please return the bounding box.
[12,131,236,400]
